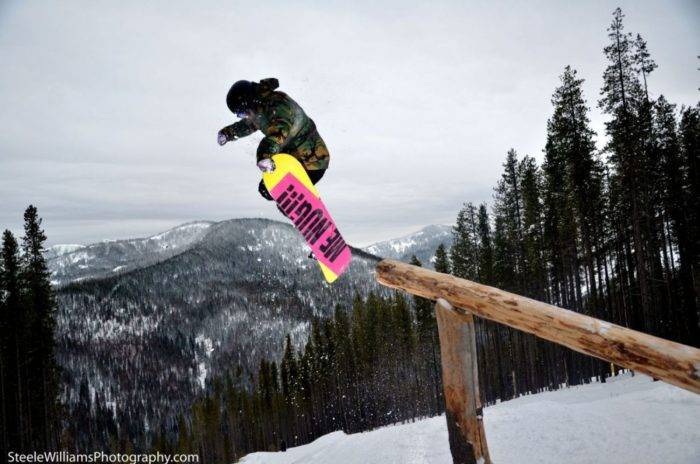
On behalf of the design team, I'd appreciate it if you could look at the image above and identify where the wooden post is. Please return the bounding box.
[436,298,492,464]
[376,259,700,394]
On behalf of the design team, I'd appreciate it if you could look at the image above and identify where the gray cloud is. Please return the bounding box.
[1,0,698,246]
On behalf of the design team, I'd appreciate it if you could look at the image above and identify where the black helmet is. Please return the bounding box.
[226,78,279,115]
[226,80,256,115]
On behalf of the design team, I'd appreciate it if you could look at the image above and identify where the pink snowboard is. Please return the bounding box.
[270,172,351,283]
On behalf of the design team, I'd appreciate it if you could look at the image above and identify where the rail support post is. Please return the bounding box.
[435,298,492,464]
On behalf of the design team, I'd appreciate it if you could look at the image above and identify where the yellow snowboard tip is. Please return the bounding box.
[318,261,339,284]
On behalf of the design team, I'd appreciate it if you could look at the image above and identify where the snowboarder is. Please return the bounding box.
[217,78,330,201]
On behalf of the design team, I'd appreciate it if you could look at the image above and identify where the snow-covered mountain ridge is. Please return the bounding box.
[47,221,214,285]
[45,243,85,260]
[364,224,452,267]
[49,219,452,437]
[52,219,382,436]
[47,221,452,285]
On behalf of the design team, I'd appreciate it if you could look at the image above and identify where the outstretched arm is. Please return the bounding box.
[218,119,256,145]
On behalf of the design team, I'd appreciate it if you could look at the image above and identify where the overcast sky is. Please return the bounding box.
[0,0,698,246]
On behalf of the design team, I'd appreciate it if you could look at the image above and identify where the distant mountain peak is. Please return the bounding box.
[364,224,452,267]
[47,220,216,286]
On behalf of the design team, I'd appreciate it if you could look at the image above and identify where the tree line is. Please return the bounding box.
[0,206,61,456]
[150,288,443,462]
[450,8,698,402]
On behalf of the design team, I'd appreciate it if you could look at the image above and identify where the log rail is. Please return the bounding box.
[375,259,700,463]
[377,259,700,394]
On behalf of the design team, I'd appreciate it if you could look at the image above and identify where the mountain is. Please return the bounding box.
[49,219,451,444]
[53,218,380,440]
[47,221,452,287]
[364,224,452,267]
[47,221,214,285]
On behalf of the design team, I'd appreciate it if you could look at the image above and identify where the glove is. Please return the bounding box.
[257,159,276,173]
[217,131,229,146]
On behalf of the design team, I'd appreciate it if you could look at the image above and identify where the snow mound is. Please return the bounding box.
[239,374,700,464]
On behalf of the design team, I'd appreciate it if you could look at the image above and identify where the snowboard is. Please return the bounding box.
[262,154,352,283]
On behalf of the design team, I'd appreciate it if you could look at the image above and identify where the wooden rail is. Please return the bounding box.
[377,259,700,394]
[377,259,700,463]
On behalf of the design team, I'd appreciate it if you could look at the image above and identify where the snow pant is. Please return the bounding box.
[258,168,326,201]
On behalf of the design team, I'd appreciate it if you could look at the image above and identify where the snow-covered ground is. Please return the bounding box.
[240,374,700,464]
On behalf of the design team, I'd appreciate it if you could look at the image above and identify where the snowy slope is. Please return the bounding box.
[45,243,85,261]
[47,221,214,285]
[364,225,452,267]
[240,374,700,464]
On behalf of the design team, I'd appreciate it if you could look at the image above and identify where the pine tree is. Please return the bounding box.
[664,102,700,343]
[493,150,525,293]
[20,205,60,450]
[1,230,24,453]
[451,203,479,280]
[434,244,450,274]
[410,256,433,344]
[476,205,494,285]
[519,156,547,301]
[0,235,5,455]
[410,255,433,336]
[280,335,297,402]
[544,66,607,317]
[599,7,654,331]
[331,304,354,432]
[680,105,700,231]
[679,105,699,311]
[633,34,657,101]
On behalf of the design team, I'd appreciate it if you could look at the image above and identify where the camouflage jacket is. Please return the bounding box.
[221,90,330,171]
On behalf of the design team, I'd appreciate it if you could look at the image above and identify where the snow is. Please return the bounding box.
[365,225,451,257]
[239,374,700,464]
[389,238,417,255]
[195,335,215,356]
[149,221,212,241]
[47,220,214,286]
[197,362,207,389]
[46,244,84,256]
